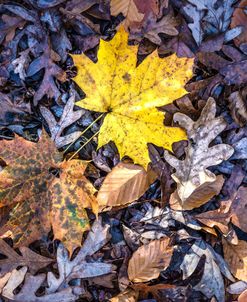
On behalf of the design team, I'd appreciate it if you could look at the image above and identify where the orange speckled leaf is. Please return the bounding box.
[0,132,97,253]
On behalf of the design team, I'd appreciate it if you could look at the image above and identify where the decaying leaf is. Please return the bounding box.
[97,162,157,211]
[0,239,52,276]
[180,239,234,301]
[128,238,173,283]
[41,94,84,148]
[0,131,97,252]
[164,97,234,210]
[223,238,247,282]
[72,26,193,168]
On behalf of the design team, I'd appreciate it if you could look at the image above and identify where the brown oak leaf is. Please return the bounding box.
[0,131,97,253]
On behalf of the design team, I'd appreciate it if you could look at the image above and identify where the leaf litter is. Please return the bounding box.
[0,0,247,301]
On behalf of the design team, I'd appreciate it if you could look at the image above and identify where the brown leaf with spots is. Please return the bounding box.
[164,98,234,210]
[97,162,157,211]
[127,238,173,283]
[0,131,98,253]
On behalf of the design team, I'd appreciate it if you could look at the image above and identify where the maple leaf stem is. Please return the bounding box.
[63,113,104,154]
[68,130,100,161]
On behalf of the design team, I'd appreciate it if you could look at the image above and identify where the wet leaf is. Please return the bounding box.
[72,26,194,168]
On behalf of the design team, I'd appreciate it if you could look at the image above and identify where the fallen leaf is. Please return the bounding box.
[110,0,144,28]
[130,10,179,45]
[223,239,247,282]
[184,0,241,46]
[1,267,81,302]
[169,175,225,211]
[97,162,157,211]
[128,238,173,283]
[46,218,114,294]
[0,131,97,252]
[180,239,234,301]
[110,288,138,302]
[231,187,247,233]
[72,26,194,168]
[26,36,66,105]
[231,0,247,47]
[195,200,232,235]
[0,239,53,276]
[164,97,234,209]
[41,94,84,148]
[228,88,247,127]
[0,92,32,126]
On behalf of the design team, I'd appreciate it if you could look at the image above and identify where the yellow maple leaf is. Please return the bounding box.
[72,27,194,168]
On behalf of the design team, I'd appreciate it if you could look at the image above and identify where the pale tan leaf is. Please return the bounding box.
[223,239,247,282]
[128,238,173,283]
[164,98,234,210]
[110,289,138,302]
[97,162,157,211]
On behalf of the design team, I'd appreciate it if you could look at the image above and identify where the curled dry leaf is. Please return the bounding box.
[0,239,53,276]
[164,97,234,210]
[223,238,247,282]
[0,131,97,253]
[40,94,84,148]
[97,162,157,211]
[128,237,173,283]
[72,26,194,168]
